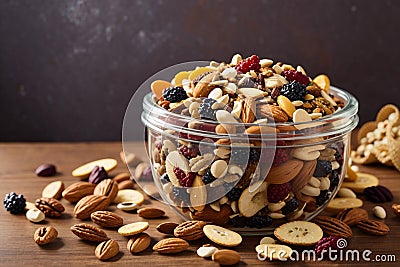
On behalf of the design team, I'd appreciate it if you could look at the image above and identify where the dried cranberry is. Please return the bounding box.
[315,236,341,256]
[173,167,195,187]
[235,55,261,73]
[282,70,310,85]
[267,183,291,203]
[178,145,199,159]
[272,149,289,166]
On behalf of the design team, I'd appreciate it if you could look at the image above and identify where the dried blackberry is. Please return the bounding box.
[267,183,291,203]
[316,190,330,206]
[329,170,340,190]
[231,148,259,165]
[281,198,299,215]
[198,98,217,120]
[228,216,247,228]
[280,81,307,101]
[162,86,188,103]
[226,187,243,201]
[201,169,216,185]
[246,215,273,228]
[313,160,332,177]
[3,192,26,214]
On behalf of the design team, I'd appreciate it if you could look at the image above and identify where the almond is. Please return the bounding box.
[127,233,151,253]
[113,172,131,183]
[156,222,179,235]
[357,219,390,236]
[94,179,119,203]
[62,182,96,203]
[291,160,317,193]
[42,181,65,199]
[257,104,288,122]
[193,72,217,98]
[240,96,256,123]
[91,211,124,228]
[74,195,109,220]
[95,239,119,260]
[312,216,352,238]
[137,207,165,219]
[153,238,189,254]
[173,220,208,241]
[118,180,135,190]
[212,249,241,265]
[266,159,304,184]
[336,208,368,226]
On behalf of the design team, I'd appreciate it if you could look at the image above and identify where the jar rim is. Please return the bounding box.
[142,86,358,141]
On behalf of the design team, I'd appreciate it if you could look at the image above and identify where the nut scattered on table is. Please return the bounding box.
[34,226,58,245]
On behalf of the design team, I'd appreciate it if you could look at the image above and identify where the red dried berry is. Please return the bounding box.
[235,55,261,73]
[282,70,310,85]
[272,149,289,166]
[267,183,291,203]
[315,236,341,256]
[178,145,199,159]
[173,167,195,187]
[180,172,196,187]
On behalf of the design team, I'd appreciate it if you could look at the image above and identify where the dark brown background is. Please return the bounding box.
[1,0,399,141]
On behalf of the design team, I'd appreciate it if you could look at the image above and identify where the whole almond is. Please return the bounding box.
[94,179,119,203]
[357,219,390,236]
[174,220,208,241]
[62,182,96,203]
[193,72,216,98]
[91,211,124,228]
[212,249,241,265]
[336,208,368,226]
[113,172,131,183]
[95,239,119,260]
[34,226,58,245]
[42,181,65,199]
[127,233,151,253]
[156,222,179,235]
[266,159,303,184]
[312,216,352,238]
[118,180,135,190]
[137,207,165,219]
[35,197,65,217]
[153,238,189,254]
[70,223,109,242]
[74,195,109,220]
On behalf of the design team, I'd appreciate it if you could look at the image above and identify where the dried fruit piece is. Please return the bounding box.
[88,166,108,184]
[118,222,149,236]
[280,81,307,101]
[326,198,363,214]
[341,172,379,193]
[238,182,268,217]
[274,221,323,246]
[315,236,340,256]
[72,158,117,179]
[3,192,26,214]
[313,74,330,92]
[235,55,260,73]
[162,86,188,103]
[35,163,57,177]
[282,70,310,85]
[364,185,393,203]
[267,183,291,203]
[203,225,242,247]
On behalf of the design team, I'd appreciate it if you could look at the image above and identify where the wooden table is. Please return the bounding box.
[0,142,399,266]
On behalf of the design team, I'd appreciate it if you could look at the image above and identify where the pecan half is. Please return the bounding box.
[70,223,109,242]
[336,208,368,226]
[95,239,119,260]
[312,216,352,238]
[35,197,65,217]
[93,179,119,203]
[357,219,390,236]
[34,226,58,245]
[173,220,208,241]
[91,211,124,228]
[74,195,109,220]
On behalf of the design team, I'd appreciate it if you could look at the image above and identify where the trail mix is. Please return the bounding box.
[149,54,349,229]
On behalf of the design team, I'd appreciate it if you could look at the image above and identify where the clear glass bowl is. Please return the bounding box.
[139,83,358,234]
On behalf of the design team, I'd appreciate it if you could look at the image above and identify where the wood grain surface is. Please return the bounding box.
[0,141,399,266]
